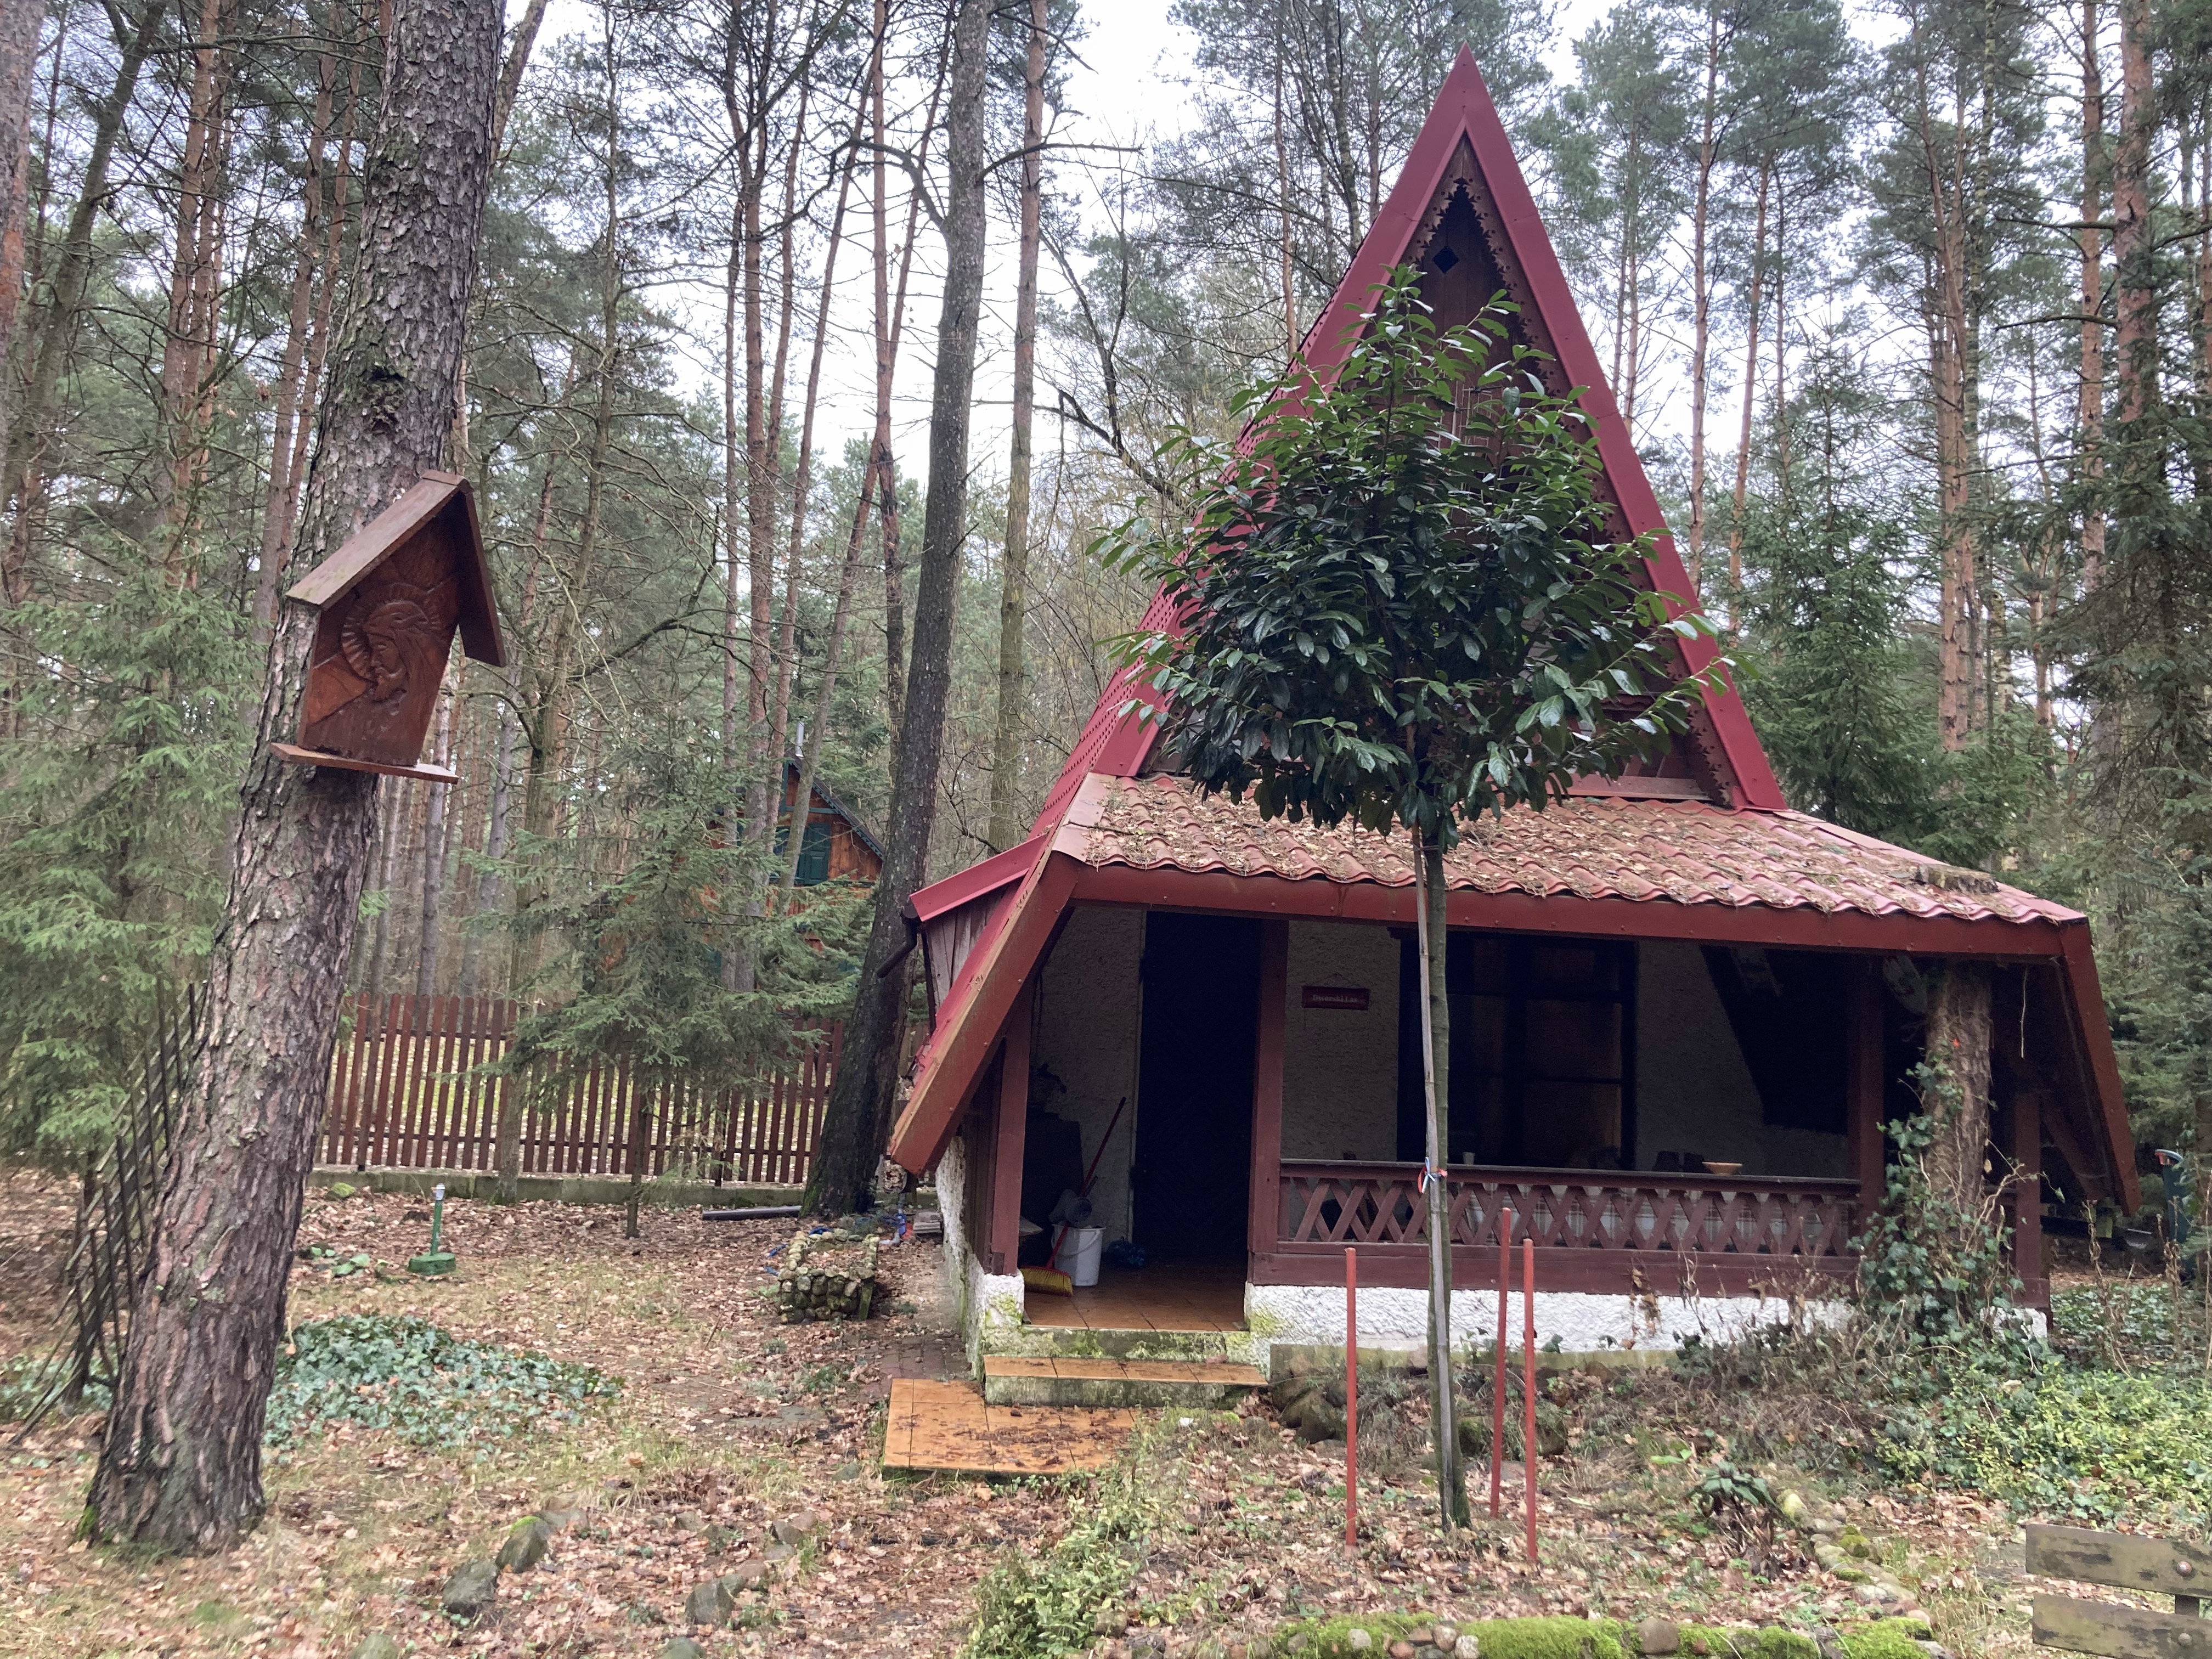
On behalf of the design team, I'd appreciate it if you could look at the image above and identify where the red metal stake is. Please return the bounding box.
[1345,1246,1358,1548]
[1491,1206,1510,1517]
[1522,1235,1539,1564]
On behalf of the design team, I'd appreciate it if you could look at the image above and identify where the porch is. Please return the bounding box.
[941,901,2061,1348]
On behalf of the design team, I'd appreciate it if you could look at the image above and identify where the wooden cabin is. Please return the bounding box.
[778,762,883,889]
[885,52,2136,1367]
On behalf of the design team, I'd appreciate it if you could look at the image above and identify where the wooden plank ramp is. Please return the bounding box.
[883,1379,1133,1476]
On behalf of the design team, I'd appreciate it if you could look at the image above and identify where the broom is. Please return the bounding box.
[1020,1097,1128,1297]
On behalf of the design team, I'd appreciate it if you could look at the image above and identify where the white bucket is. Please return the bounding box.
[1065,1227,1105,1288]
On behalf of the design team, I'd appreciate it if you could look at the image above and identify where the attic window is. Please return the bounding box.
[1432,245,1461,273]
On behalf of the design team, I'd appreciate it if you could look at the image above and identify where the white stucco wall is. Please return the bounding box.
[1282,921,1402,1160]
[1248,1280,1849,1353]
[1635,941,1846,1178]
[1031,905,1146,1240]
[932,1131,1023,1368]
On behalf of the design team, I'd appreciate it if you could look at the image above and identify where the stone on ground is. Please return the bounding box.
[497,1516,552,1573]
[683,1577,736,1627]
[661,1639,708,1659]
[1637,1617,1683,1655]
[441,1559,498,1618]
[351,1636,400,1659]
[720,1560,770,1590]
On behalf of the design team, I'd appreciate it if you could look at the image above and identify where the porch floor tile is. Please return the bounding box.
[1023,1263,1246,1332]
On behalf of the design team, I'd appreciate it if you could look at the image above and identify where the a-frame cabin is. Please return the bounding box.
[888,52,2135,1369]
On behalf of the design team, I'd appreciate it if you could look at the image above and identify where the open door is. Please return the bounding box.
[1131,912,1259,1262]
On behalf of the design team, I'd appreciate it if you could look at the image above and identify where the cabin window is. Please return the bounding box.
[1397,934,1635,1169]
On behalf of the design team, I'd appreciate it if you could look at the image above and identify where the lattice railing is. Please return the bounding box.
[1278,1161,1859,1258]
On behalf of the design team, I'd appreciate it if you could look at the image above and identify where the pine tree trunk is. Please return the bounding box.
[988,0,1046,856]
[3,0,166,537]
[2079,0,2107,592]
[2112,0,2154,429]
[460,701,514,998]
[89,0,499,1553]
[765,95,860,814]
[364,780,400,998]
[1922,962,1994,1217]
[808,0,988,1220]
[0,0,48,478]
[1415,832,1467,1527]
[1685,10,1721,591]
[415,674,455,998]
[252,41,335,629]
[1274,56,1296,353]
[1726,155,1769,616]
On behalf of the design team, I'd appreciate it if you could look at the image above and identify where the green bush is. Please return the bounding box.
[264,1315,619,1456]
[963,1440,1164,1658]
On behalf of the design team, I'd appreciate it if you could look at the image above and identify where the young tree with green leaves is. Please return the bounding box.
[1104,271,1718,1528]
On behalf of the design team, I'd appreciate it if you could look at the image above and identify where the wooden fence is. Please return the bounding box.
[319,994,840,1186]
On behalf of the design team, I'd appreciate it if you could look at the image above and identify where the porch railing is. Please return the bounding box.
[1277,1161,1859,1260]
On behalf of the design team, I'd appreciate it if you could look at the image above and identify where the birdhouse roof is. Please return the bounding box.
[286,471,505,668]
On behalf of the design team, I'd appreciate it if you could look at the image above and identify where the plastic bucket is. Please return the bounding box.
[1066,1227,1105,1288]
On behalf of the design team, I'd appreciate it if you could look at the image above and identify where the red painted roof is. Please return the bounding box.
[1074,774,2082,928]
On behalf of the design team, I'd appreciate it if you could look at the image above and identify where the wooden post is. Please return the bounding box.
[1845,960,1886,1224]
[2015,1088,2045,1301]
[1491,1206,1510,1517]
[1249,919,1289,1260]
[1345,1245,1358,1548]
[988,984,1032,1274]
[1522,1235,1538,1564]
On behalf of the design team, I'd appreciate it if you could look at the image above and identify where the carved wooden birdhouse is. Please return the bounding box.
[272,470,505,783]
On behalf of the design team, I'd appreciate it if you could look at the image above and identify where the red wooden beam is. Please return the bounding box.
[987,983,1034,1276]
[2014,1088,2047,1307]
[1070,865,2078,959]
[1249,921,1289,1259]
[2057,926,2140,1212]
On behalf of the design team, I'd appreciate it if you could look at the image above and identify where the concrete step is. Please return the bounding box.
[982,1356,1268,1409]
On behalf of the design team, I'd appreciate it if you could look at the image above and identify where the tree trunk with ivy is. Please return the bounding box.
[89,0,500,1553]
[1921,962,1994,1217]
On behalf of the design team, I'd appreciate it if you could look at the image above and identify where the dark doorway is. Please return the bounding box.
[1132,912,1260,1261]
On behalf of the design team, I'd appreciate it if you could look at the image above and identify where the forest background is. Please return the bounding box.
[4,0,2210,1179]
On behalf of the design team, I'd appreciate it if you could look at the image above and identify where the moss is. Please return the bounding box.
[1475,1617,1630,1659]
[1839,1618,1934,1659]
[1261,1612,1420,1656]
[1675,1627,1819,1659]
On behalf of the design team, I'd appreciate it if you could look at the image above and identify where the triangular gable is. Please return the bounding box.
[888,50,1790,1176]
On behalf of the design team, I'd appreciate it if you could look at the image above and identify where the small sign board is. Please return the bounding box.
[273,471,504,784]
[1301,985,1370,1011]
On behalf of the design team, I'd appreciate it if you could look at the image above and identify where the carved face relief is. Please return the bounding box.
[342,595,437,702]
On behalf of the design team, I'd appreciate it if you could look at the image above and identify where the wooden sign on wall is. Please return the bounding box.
[272,471,505,783]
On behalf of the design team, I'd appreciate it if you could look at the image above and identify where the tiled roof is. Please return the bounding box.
[1075,773,2080,928]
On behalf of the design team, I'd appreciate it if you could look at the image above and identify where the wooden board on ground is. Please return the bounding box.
[2030,1526,2212,1604]
[2034,1595,2210,1659]
[883,1378,1133,1475]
